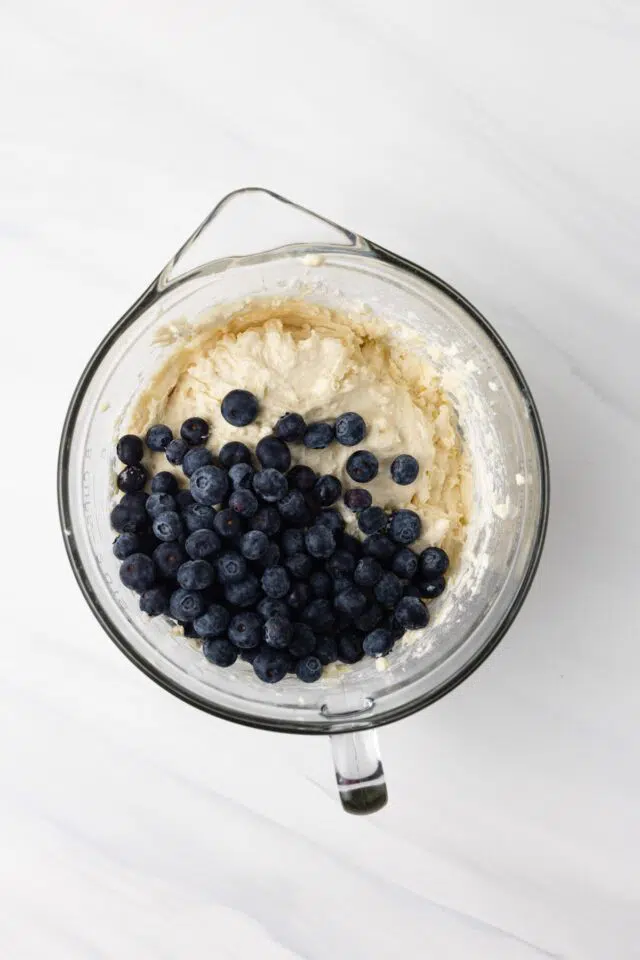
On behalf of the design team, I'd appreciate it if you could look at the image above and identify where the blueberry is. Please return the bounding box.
[185,528,221,560]
[182,446,214,477]
[390,454,419,486]
[281,528,305,556]
[203,638,238,667]
[146,492,177,519]
[345,450,378,483]
[240,529,269,561]
[117,464,147,493]
[113,532,140,560]
[343,488,372,512]
[313,474,342,507]
[342,533,363,557]
[229,489,258,518]
[261,566,290,599]
[416,575,446,599]
[190,464,229,506]
[287,464,317,491]
[310,570,332,598]
[325,550,356,578]
[216,551,247,584]
[335,412,366,447]
[229,462,254,490]
[374,571,403,608]
[337,630,364,664]
[354,602,384,633]
[253,648,290,684]
[221,389,259,427]
[353,556,383,587]
[392,547,419,579]
[315,508,345,537]
[117,434,144,465]
[278,489,310,526]
[256,435,291,472]
[285,552,313,580]
[289,622,316,658]
[274,412,306,442]
[152,511,182,542]
[258,597,289,620]
[394,596,429,630]
[334,587,367,618]
[305,525,335,559]
[121,490,148,509]
[183,503,216,533]
[166,438,189,465]
[151,471,179,495]
[253,468,287,503]
[229,612,262,649]
[302,598,335,633]
[177,559,215,591]
[140,586,169,617]
[389,509,421,545]
[286,581,309,612]
[363,534,395,564]
[363,628,393,658]
[180,417,210,446]
[358,506,387,535]
[264,615,292,649]
[332,574,353,596]
[214,508,242,539]
[110,501,147,533]
[219,441,252,469]
[296,656,323,683]
[303,421,334,449]
[224,574,261,608]
[120,553,156,592]
[146,424,173,452]
[335,545,363,577]
[315,635,338,665]
[193,604,230,638]
[250,505,281,535]
[153,541,185,578]
[419,547,450,579]
[176,490,195,511]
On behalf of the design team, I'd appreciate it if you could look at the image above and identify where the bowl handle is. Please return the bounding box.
[330,729,388,815]
[158,186,371,290]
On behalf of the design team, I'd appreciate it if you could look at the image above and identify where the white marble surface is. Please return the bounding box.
[2,0,640,956]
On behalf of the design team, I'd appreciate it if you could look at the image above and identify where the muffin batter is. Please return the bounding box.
[128,298,470,562]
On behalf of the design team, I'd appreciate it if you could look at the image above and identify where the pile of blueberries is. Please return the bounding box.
[111,389,449,684]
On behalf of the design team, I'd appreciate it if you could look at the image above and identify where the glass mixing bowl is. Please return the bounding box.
[58,189,549,814]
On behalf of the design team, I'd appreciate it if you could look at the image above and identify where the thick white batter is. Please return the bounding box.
[129,298,470,561]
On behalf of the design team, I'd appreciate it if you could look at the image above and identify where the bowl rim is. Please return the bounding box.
[57,232,550,736]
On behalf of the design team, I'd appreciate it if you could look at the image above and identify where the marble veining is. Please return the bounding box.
[2,0,639,957]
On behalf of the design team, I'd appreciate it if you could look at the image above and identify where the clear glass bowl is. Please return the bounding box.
[58,189,549,813]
